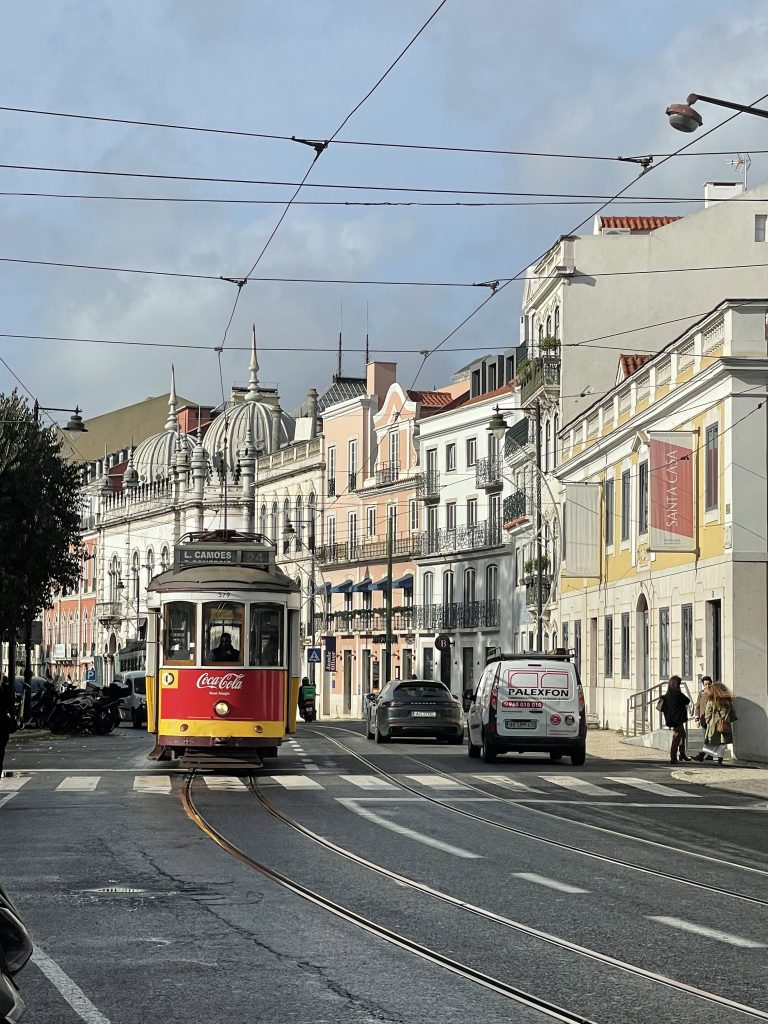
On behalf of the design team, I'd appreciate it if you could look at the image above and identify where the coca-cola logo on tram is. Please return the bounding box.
[195,672,245,691]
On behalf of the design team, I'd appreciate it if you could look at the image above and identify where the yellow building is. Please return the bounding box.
[554,300,768,763]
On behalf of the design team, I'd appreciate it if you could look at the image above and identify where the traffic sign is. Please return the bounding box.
[85,668,96,682]
[307,647,321,664]
[435,633,452,652]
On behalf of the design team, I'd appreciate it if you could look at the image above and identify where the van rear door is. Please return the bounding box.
[496,664,579,740]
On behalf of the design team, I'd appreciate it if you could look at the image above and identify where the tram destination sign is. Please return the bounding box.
[176,545,271,568]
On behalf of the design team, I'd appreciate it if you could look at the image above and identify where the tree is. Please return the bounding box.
[0,392,82,677]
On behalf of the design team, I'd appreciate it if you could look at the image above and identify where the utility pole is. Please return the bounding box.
[535,398,543,651]
[384,512,394,683]
[309,553,316,686]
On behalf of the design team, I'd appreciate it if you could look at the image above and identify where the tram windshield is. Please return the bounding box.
[203,602,244,665]
[250,603,283,666]
[164,601,196,664]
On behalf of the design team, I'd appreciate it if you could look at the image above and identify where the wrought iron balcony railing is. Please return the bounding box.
[475,455,504,490]
[96,601,122,622]
[416,469,440,502]
[348,471,358,492]
[375,461,400,487]
[330,608,416,634]
[503,490,528,527]
[525,580,552,609]
[419,521,502,556]
[520,355,561,404]
[327,477,336,497]
[317,533,420,565]
[415,600,500,631]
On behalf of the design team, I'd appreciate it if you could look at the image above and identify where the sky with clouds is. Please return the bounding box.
[2,0,768,421]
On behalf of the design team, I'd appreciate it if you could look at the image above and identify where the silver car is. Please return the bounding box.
[366,679,464,744]
[115,671,147,729]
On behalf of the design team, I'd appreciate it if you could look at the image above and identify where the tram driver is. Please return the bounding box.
[209,631,240,662]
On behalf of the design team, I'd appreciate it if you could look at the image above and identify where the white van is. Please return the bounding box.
[115,671,147,729]
[463,652,586,765]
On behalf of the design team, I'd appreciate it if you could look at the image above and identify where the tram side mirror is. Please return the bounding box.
[462,695,473,713]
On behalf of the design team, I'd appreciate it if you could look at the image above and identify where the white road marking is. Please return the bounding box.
[337,798,481,859]
[271,775,324,790]
[341,775,397,791]
[649,916,766,948]
[0,794,16,809]
[32,945,112,1023]
[604,776,701,798]
[56,776,100,792]
[513,872,589,894]
[201,776,247,791]
[0,776,31,791]
[133,776,172,794]
[404,774,469,789]
[538,775,621,797]
[472,774,542,793]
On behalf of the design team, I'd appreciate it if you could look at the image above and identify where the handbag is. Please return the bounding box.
[716,719,730,734]
[655,697,665,712]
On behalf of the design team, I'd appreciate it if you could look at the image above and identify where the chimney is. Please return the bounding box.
[271,403,281,451]
[307,388,318,439]
[704,181,745,208]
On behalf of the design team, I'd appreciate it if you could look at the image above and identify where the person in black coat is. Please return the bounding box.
[659,674,691,764]
[0,676,14,776]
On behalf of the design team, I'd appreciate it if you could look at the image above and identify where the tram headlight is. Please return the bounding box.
[214,701,231,717]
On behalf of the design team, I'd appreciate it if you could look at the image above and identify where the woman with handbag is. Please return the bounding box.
[658,675,692,764]
[694,682,736,765]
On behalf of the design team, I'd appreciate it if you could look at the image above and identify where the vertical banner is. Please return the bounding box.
[562,483,601,577]
[324,635,337,673]
[649,431,696,552]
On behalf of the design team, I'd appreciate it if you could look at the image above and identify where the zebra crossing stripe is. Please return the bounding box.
[604,776,701,798]
[404,774,470,789]
[133,776,172,794]
[0,776,31,791]
[340,775,397,791]
[56,776,100,792]
[472,775,542,793]
[271,775,323,790]
[201,776,248,791]
[537,775,621,797]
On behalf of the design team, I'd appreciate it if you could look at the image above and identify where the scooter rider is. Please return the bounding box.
[298,677,317,720]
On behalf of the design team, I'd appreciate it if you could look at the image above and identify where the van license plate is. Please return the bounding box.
[505,720,537,730]
[412,711,437,717]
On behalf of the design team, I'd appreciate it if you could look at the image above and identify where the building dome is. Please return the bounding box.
[132,368,194,482]
[202,327,294,472]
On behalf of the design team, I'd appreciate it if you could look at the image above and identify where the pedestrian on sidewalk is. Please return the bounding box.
[658,675,692,764]
[0,675,15,776]
[695,677,714,760]
[694,682,737,765]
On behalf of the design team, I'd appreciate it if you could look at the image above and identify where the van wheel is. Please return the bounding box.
[549,752,563,762]
[467,732,480,758]
[131,709,143,729]
[481,731,497,763]
[570,743,586,766]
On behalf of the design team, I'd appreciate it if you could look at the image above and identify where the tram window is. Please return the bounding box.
[250,604,283,666]
[164,602,196,664]
[203,602,244,665]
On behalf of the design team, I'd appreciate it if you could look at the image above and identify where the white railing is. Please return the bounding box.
[625,680,693,737]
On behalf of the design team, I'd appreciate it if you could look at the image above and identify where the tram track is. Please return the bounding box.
[316,725,768,894]
[180,771,599,1024]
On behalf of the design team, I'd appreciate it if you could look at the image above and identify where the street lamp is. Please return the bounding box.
[666,93,768,133]
[0,403,88,432]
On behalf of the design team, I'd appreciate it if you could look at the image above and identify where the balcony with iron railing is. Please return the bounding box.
[96,601,122,622]
[348,470,358,492]
[419,520,502,557]
[525,580,552,609]
[475,455,503,491]
[415,600,500,631]
[317,533,420,565]
[503,490,529,529]
[519,353,561,405]
[327,477,336,497]
[330,608,416,634]
[375,461,401,487]
[416,469,440,503]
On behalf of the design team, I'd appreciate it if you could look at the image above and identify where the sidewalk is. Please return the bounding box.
[587,728,768,800]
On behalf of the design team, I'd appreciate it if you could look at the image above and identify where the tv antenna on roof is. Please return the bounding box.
[726,153,751,189]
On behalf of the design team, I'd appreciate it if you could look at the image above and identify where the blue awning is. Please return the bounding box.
[393,574,413,589]
[372,577,390,591]
[313,582,331,596]
[352,578,373,592]
[330,580,353,593]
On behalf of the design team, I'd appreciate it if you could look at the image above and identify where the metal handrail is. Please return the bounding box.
[625,680,694,737]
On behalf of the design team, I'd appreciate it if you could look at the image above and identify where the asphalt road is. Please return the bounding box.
[2,722,767,1024]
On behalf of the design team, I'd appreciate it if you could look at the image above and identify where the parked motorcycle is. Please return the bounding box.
[47,690,94,735]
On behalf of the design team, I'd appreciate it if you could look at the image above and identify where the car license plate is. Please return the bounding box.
[505,720,537,730]
[412,711,437,717]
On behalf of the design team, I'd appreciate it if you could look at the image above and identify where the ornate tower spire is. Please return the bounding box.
[246,324,260,401]
[165,365,179,431]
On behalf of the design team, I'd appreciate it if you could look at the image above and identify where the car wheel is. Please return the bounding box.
[481,731,497,763]
[570,742,586,766]
[467,731,481,758]
[549,751,563,762]
[131,709,143,729]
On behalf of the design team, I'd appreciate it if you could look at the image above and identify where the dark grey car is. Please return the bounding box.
[366,679,464,744]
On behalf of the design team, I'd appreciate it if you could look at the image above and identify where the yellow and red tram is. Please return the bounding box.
[145,531,301,761]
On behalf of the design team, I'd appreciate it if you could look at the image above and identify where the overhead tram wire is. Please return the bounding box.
[4,100,768,164]
[215,0,448,360]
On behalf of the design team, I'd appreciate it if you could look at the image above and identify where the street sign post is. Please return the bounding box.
[307,647,321,665]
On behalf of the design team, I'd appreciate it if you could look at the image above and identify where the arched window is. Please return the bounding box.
[464,567,476,604]
[538,323,544,344]
[68,613,74,648]
[486,564,498,604]
[282,498,291,554]
[423,571,434,608]
[295,494,303,549]
[145,548,155,586]
[160,547,170,572]
[546,315,552,337]
[74,613,80,652]
[132,550,141,601]
[554,306,560,339]
[83,611,89,655]
[553,413,559,467]
[109,555,120,600]
[442,570,454,608]
[545,421,551,473]
[259,504,267,538]
[308,492,316,552]
[270,502,278,542]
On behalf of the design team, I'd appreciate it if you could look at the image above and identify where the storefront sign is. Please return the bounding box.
[324,636,337,673]
[649,431,696,552]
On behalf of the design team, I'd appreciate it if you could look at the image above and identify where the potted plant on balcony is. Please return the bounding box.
[523,557,534,585]
[540,336,560,355]
[514,357,531,386]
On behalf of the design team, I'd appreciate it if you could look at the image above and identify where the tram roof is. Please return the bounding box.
[148,564,299,595]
